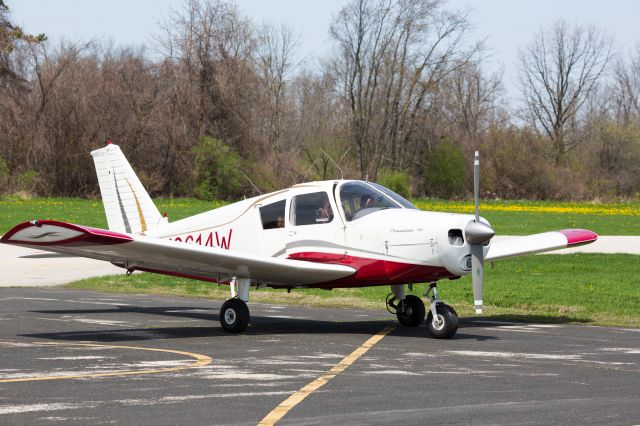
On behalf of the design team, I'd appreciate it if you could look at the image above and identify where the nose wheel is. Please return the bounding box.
[424,283,459,339]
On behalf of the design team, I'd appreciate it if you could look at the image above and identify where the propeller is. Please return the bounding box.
[464,151,495,314]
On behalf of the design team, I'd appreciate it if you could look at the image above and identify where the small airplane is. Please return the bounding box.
[1,143,598,339]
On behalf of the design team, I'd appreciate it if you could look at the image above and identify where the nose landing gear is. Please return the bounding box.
[386,283,459,339]
[424,283,459,339]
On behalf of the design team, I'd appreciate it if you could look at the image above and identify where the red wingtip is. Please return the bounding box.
[558,229,598,246]
[107,139,113,145]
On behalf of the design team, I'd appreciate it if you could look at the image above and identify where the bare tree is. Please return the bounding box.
[157,0,258,152]
[0,0,46,178]
[518,19,612,163]
[609,44,640,125]
[255,23,299,149]
[330,0,479,180]
[437,62,503,150]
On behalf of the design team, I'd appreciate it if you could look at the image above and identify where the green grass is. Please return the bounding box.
[0,197,220,234]
[414,198,640,235]
[1,196,639,235]
[66,254,640,328]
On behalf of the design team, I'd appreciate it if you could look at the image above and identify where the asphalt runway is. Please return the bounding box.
[1,288,639,425]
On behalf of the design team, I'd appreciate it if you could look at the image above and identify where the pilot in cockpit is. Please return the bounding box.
[359,194,374,210]
[316,198,334,222]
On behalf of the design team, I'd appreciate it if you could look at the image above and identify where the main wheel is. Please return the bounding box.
[426,303,458,339]
[396,295,425,327]
[219,298,250,333]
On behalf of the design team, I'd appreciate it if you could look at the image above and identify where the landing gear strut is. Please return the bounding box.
[424,283,459,339]
[219,277,251,333]
[387,294,425,327]
[386,285,425,327]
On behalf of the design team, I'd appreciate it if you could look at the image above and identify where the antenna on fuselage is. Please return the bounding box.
[320,147,346,180]
[239,169,262,195]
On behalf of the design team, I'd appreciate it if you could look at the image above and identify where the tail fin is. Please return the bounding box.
[90,143,165,235]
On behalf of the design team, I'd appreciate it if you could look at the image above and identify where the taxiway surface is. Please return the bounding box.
[1,288,639,425]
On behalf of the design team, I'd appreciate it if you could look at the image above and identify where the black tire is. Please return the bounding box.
[219,299,250,333]
[396,295,425,327]
[426,303,458,339]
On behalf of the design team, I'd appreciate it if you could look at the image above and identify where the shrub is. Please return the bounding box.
[0,156,8,193]
[192,137,244,200]
[16,170,40,194]
[424,141,466,198]
[377,169,411,198]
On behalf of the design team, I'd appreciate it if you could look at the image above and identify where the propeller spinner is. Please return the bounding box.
[464,151,495,314]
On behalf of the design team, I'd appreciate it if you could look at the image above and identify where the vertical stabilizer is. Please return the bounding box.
[90,143,164,234]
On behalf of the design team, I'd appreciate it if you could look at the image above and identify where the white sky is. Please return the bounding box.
[9,0,640,101]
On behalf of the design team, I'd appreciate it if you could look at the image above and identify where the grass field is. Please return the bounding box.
[1,196,639,235]
[66,254,640,328]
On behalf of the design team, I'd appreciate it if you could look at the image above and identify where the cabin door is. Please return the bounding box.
[285,188,346,262]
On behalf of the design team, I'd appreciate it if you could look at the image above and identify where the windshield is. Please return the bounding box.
[369,182,417,209]
[339,181,403,221]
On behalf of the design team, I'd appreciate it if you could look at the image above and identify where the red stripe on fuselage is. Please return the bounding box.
[287,252,456,288]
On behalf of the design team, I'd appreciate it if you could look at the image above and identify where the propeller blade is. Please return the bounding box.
[474,151,480,222]
[469,150,490,315]
[470,244,484,314]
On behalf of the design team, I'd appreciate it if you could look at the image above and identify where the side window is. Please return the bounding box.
[290,192,334,226]
[259,200,286,229]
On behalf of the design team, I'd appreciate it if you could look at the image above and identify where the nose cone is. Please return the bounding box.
[465,221,495,245]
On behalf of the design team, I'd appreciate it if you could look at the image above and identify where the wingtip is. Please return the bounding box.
[558,229,599,246]
[1,220,132,246]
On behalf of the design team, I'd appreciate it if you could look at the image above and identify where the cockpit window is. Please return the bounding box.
[259,200,286,229]
[290,191,334,226]
[339,181,401,221]
[369,182,417,209]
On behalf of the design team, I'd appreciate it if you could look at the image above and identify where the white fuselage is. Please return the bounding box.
[146,180,488,288]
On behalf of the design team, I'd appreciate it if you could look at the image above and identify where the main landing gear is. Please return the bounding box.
[386,283,459,339]
[219,278,251,333]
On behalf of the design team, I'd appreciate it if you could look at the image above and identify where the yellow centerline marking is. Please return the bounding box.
[258,325,396,426]
[0,341,212,383]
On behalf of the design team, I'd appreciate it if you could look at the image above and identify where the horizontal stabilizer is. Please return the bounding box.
[1,220,356,286]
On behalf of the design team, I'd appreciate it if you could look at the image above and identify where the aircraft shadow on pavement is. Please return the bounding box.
[24,305,499,342]
[460,314,590,327]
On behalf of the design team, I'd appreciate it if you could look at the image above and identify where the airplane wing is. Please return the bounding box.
[0,220,356,286]
[486,229,598,261]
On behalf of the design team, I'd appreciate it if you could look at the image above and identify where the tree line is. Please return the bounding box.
[1,0,639,201]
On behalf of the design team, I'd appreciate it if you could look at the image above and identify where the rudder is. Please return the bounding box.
[91,143,164,234]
